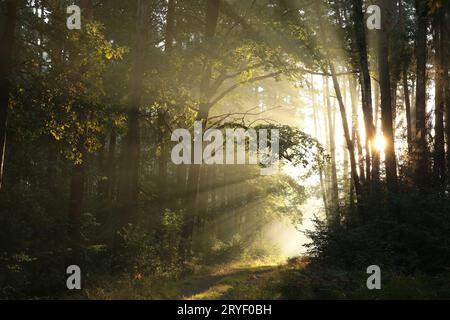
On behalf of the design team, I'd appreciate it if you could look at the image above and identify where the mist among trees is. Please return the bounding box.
[1,0,450,299]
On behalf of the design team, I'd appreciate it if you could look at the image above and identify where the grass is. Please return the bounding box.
[68,256,450,300]
[187,284,233,300]
[71,257,284,300]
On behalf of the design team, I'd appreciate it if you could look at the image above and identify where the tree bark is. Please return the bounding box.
[444,0,450,183]
[433,6,446,185]
[349,75,365,185]
[311,77,328,213]
[377,0,398,193]
[0,0,18,191]
[343,80,350,194]
[325,75,339,217]
[183,0,220,258]
[372,75,381,185]
[403,68,413,156]
[157,0,176,206]
[414,0,429,188]
[118,0,149,224]
[352,0,378,187]
[329,64,362,199]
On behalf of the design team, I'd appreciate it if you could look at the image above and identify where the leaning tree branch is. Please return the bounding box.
[209,71,283,107]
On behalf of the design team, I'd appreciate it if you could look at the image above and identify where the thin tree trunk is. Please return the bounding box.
[343,79,350,194]
[352,0,378,187]
[433,5,446,185]
[414,0,429,187]
[183,0,220,258]
[350,75,365,185]
[157,0,176,207]
[444,0,450,183]
[0,0,18,191]
[118,0,148,224]
[311,77,328,212]
[403,68,413,156]
[373,76,380,132]
[329,64,362,199]
[377,0,398,193]
[322,76,331,214]
[325,76,339,217]
[372,75,381,185]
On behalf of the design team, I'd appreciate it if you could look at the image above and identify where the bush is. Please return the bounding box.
[304,189,450,275]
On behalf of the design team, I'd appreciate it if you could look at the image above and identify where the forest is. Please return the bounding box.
[1,0,450,300]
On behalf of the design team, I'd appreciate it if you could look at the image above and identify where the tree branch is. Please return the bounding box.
[209,71,283,107]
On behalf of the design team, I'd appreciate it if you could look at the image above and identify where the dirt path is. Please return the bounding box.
[176,261,282,300]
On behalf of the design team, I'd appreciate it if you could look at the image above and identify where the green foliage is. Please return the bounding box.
[305,187,450,275]
[113,225,161,276]
[202,235,246,265]
[113,212,184,278]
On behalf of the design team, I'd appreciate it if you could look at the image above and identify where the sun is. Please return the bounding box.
[374,134,386,151]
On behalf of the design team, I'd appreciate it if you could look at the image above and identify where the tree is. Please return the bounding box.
[156,0,176,207]
[117,0,149,225]
[403,67,413,155]
[311,76,328,213]
[0,0,18,191]
[414,0,429,188]
[352,0,378,187]
[324,75,339,213]
[182,0,221,257]
[433,1,446,185]
[377,0,398,193]
[444,0,450,181]
[329,63,362,199]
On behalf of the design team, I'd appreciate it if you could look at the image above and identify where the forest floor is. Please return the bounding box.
[177,259,286,300]
[77,255,450,300]
[80,257,292,300]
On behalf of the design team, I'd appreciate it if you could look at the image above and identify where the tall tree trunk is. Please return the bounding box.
[329,64,362,200]
[183,0,220,258]
[0,0,18,191]
[157,0,176,207]
[391,83,398,132]
[325,76,339,218]
[403,68,413,156]
[352,0,378,187]
[372,75,381,185]
[320,76,331,214]
[414,0,429,188]
[433,6,446,185]
[311,77,328,212]
[411,76,417,138]
[343,79,350,194]
[350,75,365,185]
[444,0,450,183]
[118,0,149,225]
[348,77,357,215]
[373,76,380,133]
[377,0,398,193]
